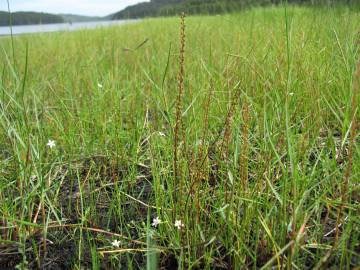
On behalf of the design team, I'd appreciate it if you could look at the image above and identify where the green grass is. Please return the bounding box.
[0,5,359,269]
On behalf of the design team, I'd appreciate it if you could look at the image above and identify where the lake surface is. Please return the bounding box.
[0,20,135,36]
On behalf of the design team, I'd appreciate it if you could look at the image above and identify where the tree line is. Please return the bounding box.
[0,11,64,26]
[112,0,359,19]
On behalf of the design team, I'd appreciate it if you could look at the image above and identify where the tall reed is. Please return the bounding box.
[240,101,250,192]
[173,12,186,218]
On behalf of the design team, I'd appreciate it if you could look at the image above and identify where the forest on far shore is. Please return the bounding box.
[112,0,358,19]
[0,11,64,26]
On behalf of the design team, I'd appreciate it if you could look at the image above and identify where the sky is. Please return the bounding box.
[1,0,148,16]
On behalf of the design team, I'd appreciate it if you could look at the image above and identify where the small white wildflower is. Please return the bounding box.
[112,239,121,248]
[196,139,203,146]
[159,131,166,137]
[288,92,294,96]
[152,217,161,227]
[97,83,103,88]
[174,220,184,230]
[47,139,56,149]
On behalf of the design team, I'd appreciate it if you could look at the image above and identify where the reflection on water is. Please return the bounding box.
[0,20,135,36]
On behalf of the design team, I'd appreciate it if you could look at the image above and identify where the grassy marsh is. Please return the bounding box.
[0,5,359,269]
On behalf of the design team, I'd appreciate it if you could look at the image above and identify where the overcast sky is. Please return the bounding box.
[1,0,148,16]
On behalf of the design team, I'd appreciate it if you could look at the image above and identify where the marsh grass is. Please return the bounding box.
[0,5,359,270]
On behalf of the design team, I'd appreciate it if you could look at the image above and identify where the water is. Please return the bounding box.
[0,20,135,36]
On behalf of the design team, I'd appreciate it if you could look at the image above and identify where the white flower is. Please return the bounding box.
[152,217,161,227]
[174,220,184,230]
[47,140,56,149]
[111,239,121,248]
[288,92,294,96]
[159,131,166,137]
[196,139,203,146]
[97,83,103,88]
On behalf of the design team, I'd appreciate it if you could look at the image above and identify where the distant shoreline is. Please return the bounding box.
[0,19,138,37]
